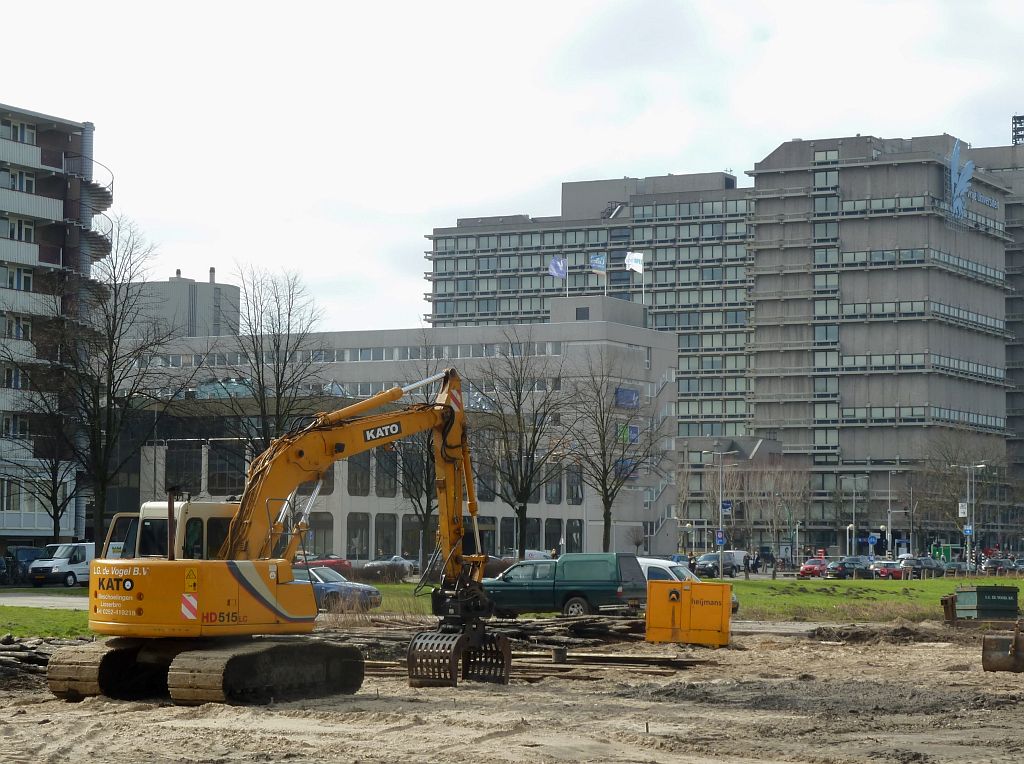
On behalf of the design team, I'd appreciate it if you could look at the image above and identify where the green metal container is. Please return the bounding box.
[955,585,1019,620]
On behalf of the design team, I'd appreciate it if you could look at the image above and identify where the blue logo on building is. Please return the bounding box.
[949,139,975,220]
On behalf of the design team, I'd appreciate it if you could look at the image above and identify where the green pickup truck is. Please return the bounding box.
[483,552,647,617]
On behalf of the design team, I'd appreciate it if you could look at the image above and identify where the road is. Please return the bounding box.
[0,591,88,610]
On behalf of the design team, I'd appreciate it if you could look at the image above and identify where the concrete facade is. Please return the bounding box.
[138,267,239,338]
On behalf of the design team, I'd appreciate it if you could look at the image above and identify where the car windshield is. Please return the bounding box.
[697,554,719,562]
[669,565,693,580]
[310,566,348,583]
[291,568,312,582]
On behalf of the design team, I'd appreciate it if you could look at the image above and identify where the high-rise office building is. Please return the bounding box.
[425,133,1019,555]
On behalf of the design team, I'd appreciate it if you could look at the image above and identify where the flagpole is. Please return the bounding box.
[566,258,569,298]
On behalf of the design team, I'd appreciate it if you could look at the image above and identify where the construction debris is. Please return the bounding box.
[0,634,94,678]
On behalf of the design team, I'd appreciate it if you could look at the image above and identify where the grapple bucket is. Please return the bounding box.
[983,621,1024,672]
[408,630,511,687]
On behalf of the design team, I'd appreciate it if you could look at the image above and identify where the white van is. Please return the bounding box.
[28,542,95,587]
[639,557,740,614]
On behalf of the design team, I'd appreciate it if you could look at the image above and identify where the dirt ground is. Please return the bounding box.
[2,621,1024,763]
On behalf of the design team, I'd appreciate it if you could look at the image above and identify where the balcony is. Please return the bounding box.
[0,288,58,316]
[0,388,35,413]
[0,138,43,170]
[0,188,62,222]
[0,237,39,267]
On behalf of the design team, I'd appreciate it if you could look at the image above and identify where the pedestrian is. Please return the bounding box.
[743,553,750,574]
[752,554,760,574]
[688,553,697,570]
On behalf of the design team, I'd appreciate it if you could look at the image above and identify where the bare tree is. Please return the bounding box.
[219,265,324,456]
[0,214,198,544]
[626,525,646,555]
[468,329,572,559]
[568,346,667,552]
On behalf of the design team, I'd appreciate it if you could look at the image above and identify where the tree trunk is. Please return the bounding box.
[517,504,528,559]
[52,508,61,543]
[602,502,612,552]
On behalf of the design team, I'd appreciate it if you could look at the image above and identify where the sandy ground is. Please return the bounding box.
[1,621,1023,764]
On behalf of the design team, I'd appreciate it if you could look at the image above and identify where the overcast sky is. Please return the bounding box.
[5,1,1022,331]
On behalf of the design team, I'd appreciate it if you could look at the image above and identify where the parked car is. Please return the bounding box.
[638,557,739,614]
[1013,559,1024,572]
[981,557,1013,576]
[293,554,353,575]
[362,555,418,581]
[290,565,382,612]
[693,551,743,578]
[900,556,944,579]
[825,559,873,580]
[945,561,971,576]
[5,546,49,585]
[870,560,904,580]
[799,558,829,578]
[484,552,647,617]
[0,556,9,585]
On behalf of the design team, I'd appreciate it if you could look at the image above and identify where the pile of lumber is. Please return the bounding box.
[489,616,647,647]
[0,634,92,677]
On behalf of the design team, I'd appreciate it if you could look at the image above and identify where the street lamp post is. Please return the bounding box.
[703,447,738,579]
[887,470,895,558]
[839,474,868,557]
[953,463,987,565]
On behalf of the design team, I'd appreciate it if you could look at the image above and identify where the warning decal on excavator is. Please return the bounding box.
[449,388,462,411]
[184,567,198,593]
[181,593,198,620]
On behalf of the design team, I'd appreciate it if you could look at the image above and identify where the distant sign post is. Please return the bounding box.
[721,500,732,515]
[715,529,725,546]
[958,502,968,518]
[964,525,973,537]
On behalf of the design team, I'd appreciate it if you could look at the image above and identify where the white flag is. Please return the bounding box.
[624,251,644,273]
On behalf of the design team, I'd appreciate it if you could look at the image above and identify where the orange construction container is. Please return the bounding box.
[645,579,731,647]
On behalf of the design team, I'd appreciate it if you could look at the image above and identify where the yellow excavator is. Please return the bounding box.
[47,369,510,704]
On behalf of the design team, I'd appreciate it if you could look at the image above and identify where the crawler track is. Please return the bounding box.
[48,637,364,705]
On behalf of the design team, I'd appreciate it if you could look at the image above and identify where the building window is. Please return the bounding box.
[374,513,397,557]
[575,307,590,321]
[500,517,516,554]
[375,448,397,498]
[544,465,562,504]
[545,519,563,553]
[565,519,583,553]
[566,464,584,505]
[346,512,370,559]
[208,442,246,496]
[347,451,371,496]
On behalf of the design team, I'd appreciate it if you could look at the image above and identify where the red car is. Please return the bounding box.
[870,560,904,580]
[293,554,352,574]
[799,558,829,577]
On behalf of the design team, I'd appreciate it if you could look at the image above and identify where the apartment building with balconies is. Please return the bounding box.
[0,103,112,547]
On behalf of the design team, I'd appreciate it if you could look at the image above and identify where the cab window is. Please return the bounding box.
[646,567,671,580]
[504,564,534,582]
[139,519,168,557]
[207,518,231,559]
[533,561,555,580]
[183,518,204,559]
